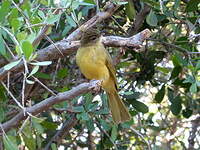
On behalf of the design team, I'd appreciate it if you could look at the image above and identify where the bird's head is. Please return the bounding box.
[80,27,101,46]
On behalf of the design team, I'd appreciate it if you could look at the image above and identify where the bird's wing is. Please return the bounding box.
[104,49,118,90]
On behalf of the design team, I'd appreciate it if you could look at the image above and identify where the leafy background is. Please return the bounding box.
[0,0,200,149]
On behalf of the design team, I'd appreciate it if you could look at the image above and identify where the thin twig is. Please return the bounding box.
[1,81,24,110]
[33,76,57,96]
[130,126,152,150]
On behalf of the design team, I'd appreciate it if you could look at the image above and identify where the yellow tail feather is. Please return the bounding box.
[107,91,131,124]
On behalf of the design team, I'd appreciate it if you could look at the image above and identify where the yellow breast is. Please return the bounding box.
[76,41,109,81]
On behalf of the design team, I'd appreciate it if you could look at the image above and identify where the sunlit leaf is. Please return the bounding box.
[4,59,21,70]
[146,10,158,26]
[22,40,34,60]
[30,61,52,66]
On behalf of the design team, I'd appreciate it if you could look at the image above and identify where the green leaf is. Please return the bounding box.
[57,68,68,79]
[0,107,5,122]
[183,75,195,84]
[3,135,19,150]
[4,59,21,70]
[132,100,149,113]
[41,121,58,130]
[84,0,95,4]
[167,88,174,103]
[186,0,200,12]
[173,53,188,67]
[11,18,21,33]
[170,66,182,79]
[99,119,111,131]
[155,85,165,103]
[22,40,34,60]
[51,143,57,150]
[66,15,77,27]
[0,85,7,102]
[34,72,51,80]
[182,108,193,118]
[32,118,44,134]
[195,60,200,71]
[86,119,95,132]
[77,112,89,121]
[0,32,7,58]
[111,125,118,142]
[125,0,136,20]
[170,95,182,116]
[30,61,52,66]
[190,83,197,93]
[73,106,85,112]
[0,0,11,23]
[17,31,27,42]
[146,10,158,26]
[28,65,39,77]
[46,14,61,24]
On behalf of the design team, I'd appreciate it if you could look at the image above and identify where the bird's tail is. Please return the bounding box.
[107,91,131,124]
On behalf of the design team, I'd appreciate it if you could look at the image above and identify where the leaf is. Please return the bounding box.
[195,60,200,71]
[26,79,35,84]
[3,135,19,150]
[170,66,182,79]
[125,0,135,20]
[146,10,158,26]
[186,0,200,12]
[0,32,6,58]
[34,72,51,80]
[167,88,174,103]
[22,40,34,60]
[190,83,197,93]
[41,121,58,130]
[32,118,44,134]
[57,68,68,79]
[86,119,95,132]
[28,65,39,77]
[46,14,61,24]
[116,1,128,5]
[76,112,89,121]
[182,108,193,118]
[84,0,95,4]
[170,95,182,116]
[66,15,77,27]
[73,106,85,112]
[4,59,21,70]
[183,75,195,84]
[132,100,149,113]
[30,61,52,66]
[0,107,5,122]
[0,0,11,23]
[99,119,111,131]
[111,125,118,142]
[155,85,165,103]
[11,18,20,33]
[51,143,57,150]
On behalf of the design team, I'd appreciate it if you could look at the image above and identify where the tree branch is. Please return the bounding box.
[0,80,100,135]
[0,29,151,81]
[44,113,78,150]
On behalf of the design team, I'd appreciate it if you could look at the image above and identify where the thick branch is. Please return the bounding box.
[0,80,99,135]
[0,29,151,81]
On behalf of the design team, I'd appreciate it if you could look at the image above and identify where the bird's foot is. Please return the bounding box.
[89,80,102,94]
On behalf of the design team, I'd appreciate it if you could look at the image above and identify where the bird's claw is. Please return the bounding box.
[89,80,102,93]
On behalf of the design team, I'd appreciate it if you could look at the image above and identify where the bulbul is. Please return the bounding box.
[76,28,131,123]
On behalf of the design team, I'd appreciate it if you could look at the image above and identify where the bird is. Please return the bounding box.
[76,27,131,123]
